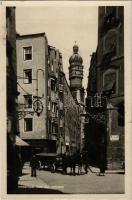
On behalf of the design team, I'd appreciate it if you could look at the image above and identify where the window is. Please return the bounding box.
[48,101,51,111]
[52,123,58,134]
[60,110,63,119]
[59,76,63,84]
[106,6,117,18]
[24,118,33,131]
[23,46,32,60]
[59,92,63,102]
[104,72,116,94]
[24,69,32,84]
[51,79,56,91]
[52,102,56,113]
[51,60,54,71]
[24,95,32,108]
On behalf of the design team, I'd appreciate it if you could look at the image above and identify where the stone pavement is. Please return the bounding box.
[19,162,124,191]
[18,162,49,189]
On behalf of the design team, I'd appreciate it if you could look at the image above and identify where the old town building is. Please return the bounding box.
[85,6,124,169]
[47,46,65,154]
[6,7,20,193]
[47,44,82,154]
[63,76,81,153]
[16,33,51,158]
[16,33,84,157]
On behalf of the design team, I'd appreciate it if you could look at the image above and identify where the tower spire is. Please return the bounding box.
[69,44,84,103]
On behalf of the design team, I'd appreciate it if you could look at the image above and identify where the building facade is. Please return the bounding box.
[17,34,84,157]
[63,76,81,153]
[47,46,65,154]
[6,7,20,193]
[85,6,124,169]
[16,33,53,158]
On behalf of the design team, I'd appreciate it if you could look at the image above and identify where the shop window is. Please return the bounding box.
[24,95,32,108]
[24,118,33,132]
[23,46,32,61]
[24,69,32,84]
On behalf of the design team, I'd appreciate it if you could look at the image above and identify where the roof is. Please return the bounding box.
[16,32,45,40]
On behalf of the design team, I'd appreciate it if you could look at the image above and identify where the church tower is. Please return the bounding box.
[69,44,84,104]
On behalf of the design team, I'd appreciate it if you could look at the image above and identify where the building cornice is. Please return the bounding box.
[16,32,45,40]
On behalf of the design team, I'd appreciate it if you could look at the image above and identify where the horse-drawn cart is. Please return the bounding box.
[35,153,63,172]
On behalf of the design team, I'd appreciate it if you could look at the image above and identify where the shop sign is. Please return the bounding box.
[110,135,119,141]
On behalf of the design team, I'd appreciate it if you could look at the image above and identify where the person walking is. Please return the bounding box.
[30,155,39,177]
[82,150,89,174]
[62,153,67,174]
[98,145,106,176]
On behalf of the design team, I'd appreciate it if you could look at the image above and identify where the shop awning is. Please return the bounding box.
[36,153,57,157]
[103,81,115,92]
[15,136,30,146]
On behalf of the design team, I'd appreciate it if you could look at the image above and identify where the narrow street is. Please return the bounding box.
[18,162,124,194]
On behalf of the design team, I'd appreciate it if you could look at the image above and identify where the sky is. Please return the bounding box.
[16,6,98,92]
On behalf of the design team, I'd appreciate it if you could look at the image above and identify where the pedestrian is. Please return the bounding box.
[30,155,39,177]
[76,151,83,175]
[62,153,67,174]
[98,153,106,176]
[82,150,89,174]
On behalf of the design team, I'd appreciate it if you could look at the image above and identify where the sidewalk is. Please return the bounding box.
[19,162,124,190]
[18,162,49,189]
[89,166,125,174]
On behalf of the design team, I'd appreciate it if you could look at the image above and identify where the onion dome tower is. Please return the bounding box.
[69,43,84,103]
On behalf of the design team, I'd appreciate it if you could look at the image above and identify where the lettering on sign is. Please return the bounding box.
[110,135,119,141]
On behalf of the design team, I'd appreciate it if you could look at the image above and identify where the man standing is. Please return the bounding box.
[62,153,67,174]
[30,155,39,177]
[82,150,89,174]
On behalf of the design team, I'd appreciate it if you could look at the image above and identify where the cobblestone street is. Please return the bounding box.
[18,162,124,194]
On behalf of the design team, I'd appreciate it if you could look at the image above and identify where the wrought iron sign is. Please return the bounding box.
[18,110,34,120]
[33,98,43,116]
[17,97,43,120]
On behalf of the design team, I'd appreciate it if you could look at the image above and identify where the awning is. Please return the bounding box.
[36,153,57,157]
[103,81,115,92]
[15,136,30,146]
